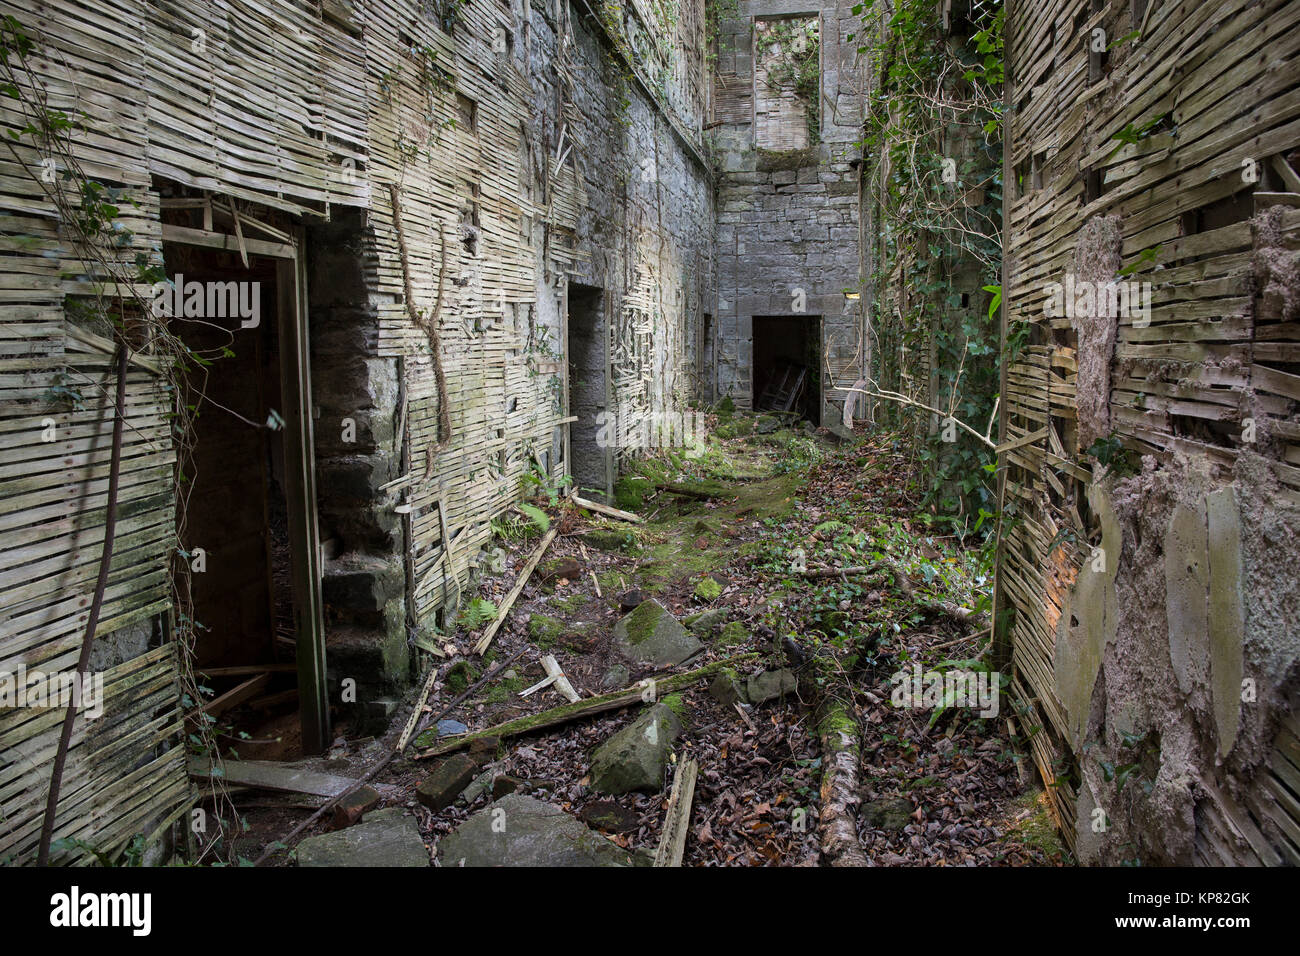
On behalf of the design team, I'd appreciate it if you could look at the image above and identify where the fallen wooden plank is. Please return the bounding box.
[417,654,759,757]
[572,494,643,524]
[473,525,560,655]
[653,757,698,867]
[188,757,360,798]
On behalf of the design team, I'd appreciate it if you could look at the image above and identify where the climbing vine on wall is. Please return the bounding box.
[856,0,1003,535]
[755,17,821,140]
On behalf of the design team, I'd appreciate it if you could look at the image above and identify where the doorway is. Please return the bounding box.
[566,283,609,500]
[752,314,822,424]
[160,213,329,756]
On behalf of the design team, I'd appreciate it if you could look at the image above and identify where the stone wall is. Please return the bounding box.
[711,0,864,421]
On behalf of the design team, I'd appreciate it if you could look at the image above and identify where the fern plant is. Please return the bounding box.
[457,597,498,630]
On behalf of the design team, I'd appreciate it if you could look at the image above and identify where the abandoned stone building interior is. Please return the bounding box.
[0,0,1298,871]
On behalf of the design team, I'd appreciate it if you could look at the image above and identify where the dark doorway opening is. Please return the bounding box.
[700,311,715,402]
[567,283,609,499]
[165,242,310,759]
[752,314,822,424]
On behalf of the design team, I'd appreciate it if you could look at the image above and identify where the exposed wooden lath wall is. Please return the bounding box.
[1,0,713,862]
[999,0,1300,863]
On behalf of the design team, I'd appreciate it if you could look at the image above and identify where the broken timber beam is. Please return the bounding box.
[473,524,559,655]
[572,494,643,524]
[519,654,580,703]
[187,673,270,720]
[653,758,698,866]
[416,654,759,757]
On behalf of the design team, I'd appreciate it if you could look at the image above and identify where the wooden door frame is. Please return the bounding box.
[160,223,330,755]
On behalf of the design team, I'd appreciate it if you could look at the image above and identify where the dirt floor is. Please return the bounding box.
[217,411,1069,866]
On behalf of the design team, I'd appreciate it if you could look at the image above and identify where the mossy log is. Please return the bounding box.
[415,654,759,755]
[795,651,869,866]
[815,693,869,866]
[656,480,733,500]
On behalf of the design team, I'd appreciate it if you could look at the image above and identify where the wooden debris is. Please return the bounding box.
[518,654,580,703]
[653,758,699,867]
[406,645,528,748]
[572,494,644,523]
[189,674,271,720]
[196,664,295,678]
[418,654,760,758]
[473,525,560,655]
[187,758,397,800]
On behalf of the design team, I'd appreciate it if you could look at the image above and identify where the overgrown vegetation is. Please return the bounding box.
[854,0,1004,535]
[755,17,821,139]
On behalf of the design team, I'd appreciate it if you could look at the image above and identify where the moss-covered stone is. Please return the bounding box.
[589,703,684,795]
[685,606,728,635]
[658,692,691,724]
[708,668,747,706]
[693,577,722,601]
[612,599,702,666]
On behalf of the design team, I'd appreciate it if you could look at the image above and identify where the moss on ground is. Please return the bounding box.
[716,417,753,439]
[580,528,641,554]
[527,613,566,650]
[693,577,722,601]
[547,591,591,616]
[718,621,748,646]
[445,660,480,694]
[1008,790,1071,862]
[484,675,528,704]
